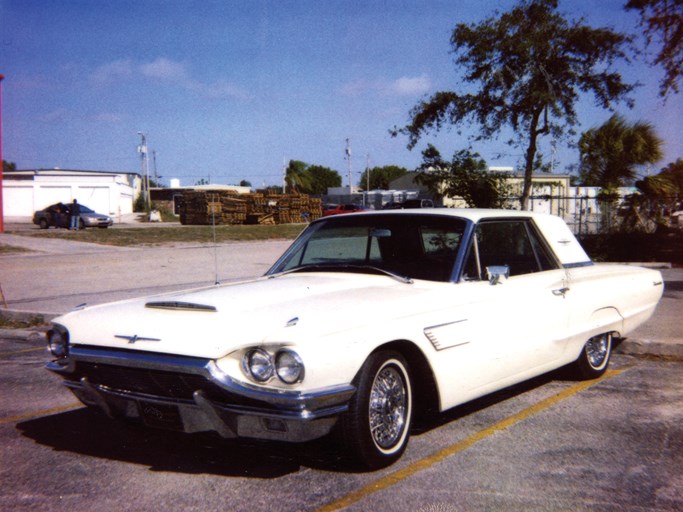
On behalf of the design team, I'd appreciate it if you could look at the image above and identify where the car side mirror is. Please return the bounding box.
[486,265,509,285]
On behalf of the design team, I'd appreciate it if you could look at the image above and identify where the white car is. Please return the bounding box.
[46,209,663,469]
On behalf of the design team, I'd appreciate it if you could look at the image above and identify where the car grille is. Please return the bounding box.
[71,362,276,410]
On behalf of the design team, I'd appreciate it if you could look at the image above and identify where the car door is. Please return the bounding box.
[53,204,70,227]
[430,218,571,405]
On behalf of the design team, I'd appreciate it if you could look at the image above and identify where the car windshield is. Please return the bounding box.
[78,205,94,213]
[268,213,467,282]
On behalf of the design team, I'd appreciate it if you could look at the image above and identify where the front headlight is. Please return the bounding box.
[275,349,305,384]
[244,348,274,382]
[47,326,69,358]
[242,348,305,385]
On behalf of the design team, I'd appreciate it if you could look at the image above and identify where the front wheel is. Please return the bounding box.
[571,333,612,380]
[339,351,412,470]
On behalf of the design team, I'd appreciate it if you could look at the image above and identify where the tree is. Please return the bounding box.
[3,160,16,173]
[626,0,683,97]
[659,158,683,196]
[285,160,342,194]
[393,0,634,210]
[636,158,683,209]
[240,179,252,188]
[358,165,408,190]
[285,160,312,193]
[415,144,509,208]
[578,114,663,188]
[305,165,342,194]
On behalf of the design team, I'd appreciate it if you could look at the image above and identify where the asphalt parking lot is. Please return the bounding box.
[0,225,682,511]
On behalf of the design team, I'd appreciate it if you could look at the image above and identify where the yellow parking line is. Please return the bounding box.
[0,402,83,425]
[316,368,627,512]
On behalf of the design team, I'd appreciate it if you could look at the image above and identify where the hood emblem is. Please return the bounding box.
[115,334,161,344]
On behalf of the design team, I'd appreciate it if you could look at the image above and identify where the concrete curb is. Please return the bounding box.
[0,327,48,344]
[615,338,683,359]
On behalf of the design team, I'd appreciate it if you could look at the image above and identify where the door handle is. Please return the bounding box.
[552,287,570,297]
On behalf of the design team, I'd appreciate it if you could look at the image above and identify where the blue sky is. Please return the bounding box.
[2,0,681,189]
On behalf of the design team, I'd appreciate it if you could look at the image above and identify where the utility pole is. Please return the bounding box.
[282,156,287,193]
[137,132,150,209]
[345,138,352,192]
[364,153,370,207]
[152,150,159,186]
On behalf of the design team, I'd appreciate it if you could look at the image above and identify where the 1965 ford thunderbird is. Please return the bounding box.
[46,209,663,469]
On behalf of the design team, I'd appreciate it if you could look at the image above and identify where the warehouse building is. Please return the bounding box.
[2,168,140,222]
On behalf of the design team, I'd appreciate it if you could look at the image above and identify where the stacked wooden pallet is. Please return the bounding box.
[179,190,322,225]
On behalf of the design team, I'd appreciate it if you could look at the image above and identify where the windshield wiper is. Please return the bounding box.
[269,264,413,284]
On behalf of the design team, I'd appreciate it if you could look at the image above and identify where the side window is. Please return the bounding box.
[462,220,558,279]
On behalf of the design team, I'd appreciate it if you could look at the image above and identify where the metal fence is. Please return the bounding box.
[518,194,681,235]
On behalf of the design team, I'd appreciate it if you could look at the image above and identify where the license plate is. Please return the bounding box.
[138,402,183,431]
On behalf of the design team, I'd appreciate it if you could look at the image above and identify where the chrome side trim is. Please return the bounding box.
[563,261,593,268]
[145,301,217,312]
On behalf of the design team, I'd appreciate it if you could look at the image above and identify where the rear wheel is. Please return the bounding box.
[340,351,412,469]
[571,333,612,379]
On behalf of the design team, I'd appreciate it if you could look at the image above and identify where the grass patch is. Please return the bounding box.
[16,223,306,247]
[0,315,48,329]
[0,244,33,254]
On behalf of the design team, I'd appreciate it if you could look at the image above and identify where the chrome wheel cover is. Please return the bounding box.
[586,334,609,368]
[369,365,407,449]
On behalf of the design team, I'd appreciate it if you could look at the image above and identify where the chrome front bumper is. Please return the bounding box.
[47,346,356,442]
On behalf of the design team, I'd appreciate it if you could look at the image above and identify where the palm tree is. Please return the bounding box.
[285,160,312,193]
[579,114,663,188]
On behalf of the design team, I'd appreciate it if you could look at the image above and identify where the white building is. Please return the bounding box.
[2,168,140,222]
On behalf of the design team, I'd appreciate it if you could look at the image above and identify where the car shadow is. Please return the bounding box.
[16,408,351,476]
[411,370,559,434]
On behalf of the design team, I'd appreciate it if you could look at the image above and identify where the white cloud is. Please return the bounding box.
[388,75,431,96]
[89,112,125,124]
[89,57,250,100]
[89,59,134,86]
[139,57,187,81]
[42,108,70,122]
[340,75,431,97]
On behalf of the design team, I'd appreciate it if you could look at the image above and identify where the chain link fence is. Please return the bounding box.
[505,194,681,236]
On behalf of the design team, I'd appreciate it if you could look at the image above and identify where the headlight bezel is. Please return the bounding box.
[47,325,69,359]
[242,347,305,385]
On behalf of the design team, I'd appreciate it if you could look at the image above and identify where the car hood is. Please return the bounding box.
[55,273,433,359]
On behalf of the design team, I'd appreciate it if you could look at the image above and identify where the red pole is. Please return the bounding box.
[0,74,4,233]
